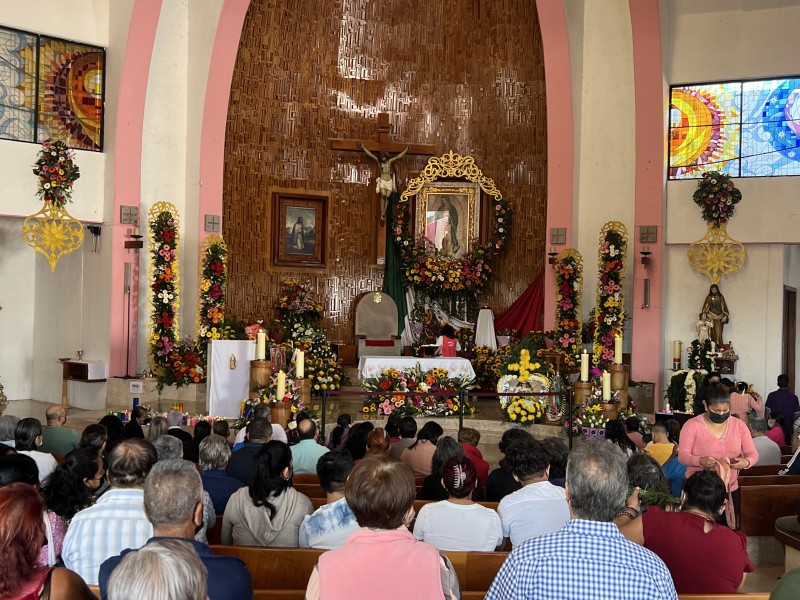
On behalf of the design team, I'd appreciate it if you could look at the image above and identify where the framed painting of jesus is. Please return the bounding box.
[270,189,330,269]
[414,181,481,259]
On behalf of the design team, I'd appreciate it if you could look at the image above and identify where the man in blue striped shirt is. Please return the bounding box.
[486,440,677,600]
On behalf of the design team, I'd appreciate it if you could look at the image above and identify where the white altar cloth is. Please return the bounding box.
[474,307,497,352]
[207,340,256,417]
[358,356,475,381]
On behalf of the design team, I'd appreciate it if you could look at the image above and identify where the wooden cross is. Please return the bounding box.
[329,113,436,265]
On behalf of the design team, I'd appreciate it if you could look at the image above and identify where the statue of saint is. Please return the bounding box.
[700,284,729,348]
[358,143,409,222]
[695,312,713,343]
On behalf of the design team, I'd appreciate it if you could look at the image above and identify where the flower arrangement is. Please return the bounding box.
[687,338,713,371]
[197,236,228,348]
[593,222,627,368]
[362,366,475,417]
[693,171,742,227]
[497,337,554,426]
[276,279,323,327]
[149,206,181,387]
[502,395,545,424]
[579,403,609,430]
[471,345,510,391]
[553,250,583,361]
[665,369,705,412]
[391,194,511,299]
[156,337,205,389]
[33,140,80,207]
[286,324,348,393]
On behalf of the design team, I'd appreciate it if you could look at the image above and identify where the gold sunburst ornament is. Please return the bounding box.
[687,223,745,285]
[23,141,83,271]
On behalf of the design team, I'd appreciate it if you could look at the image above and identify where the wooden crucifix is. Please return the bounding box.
[330,113,436,265]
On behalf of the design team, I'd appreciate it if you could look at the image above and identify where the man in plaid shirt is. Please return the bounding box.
[486,440,677,600]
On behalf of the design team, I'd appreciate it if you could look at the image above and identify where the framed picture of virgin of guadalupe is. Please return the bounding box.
[415,181,481,259]
[270,189,330,269]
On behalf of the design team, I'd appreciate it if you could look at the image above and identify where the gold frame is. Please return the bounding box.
[415,181,481,256]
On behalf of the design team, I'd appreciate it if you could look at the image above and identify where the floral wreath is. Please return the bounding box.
[394,151,512,297]
[693,171,741,227]
[197,236,228,342]
[593,222,627,368]
[33,140,80,208]
[148,202,181,379]
[553,250,583,361]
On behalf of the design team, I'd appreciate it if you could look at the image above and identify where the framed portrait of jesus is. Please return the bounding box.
[270,188,330,269]
[414,181,481,259]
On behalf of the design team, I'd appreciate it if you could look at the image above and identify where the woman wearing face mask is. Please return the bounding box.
[678,383,758,526]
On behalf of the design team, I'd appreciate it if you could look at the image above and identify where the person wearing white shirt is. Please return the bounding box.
[497,436,570,547]
[62,438,157,584]
[233,403,287,448]
[15,417,58,484]
[414,455,502,551]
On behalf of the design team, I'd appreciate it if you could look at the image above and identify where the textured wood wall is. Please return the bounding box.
[224,0,547,343]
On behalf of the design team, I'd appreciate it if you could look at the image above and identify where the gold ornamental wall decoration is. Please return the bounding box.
[400,150,503,204]
[687,223,745,285]
[22,201,84,271]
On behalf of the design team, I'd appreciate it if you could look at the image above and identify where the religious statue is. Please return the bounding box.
[695,312,713,343]
[358,142,409,222]
[700,284,729,348]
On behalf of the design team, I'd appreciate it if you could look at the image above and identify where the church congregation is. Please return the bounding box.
[3,0,800,598]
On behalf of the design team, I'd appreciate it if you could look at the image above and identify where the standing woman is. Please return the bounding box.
[678,384,759,525]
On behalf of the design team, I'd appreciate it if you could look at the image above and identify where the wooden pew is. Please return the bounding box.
[207,514,223,545]
[739,475,800,486]
[292,473,320,485]
[88,585,100,598]
[782,454,792,464]
[739,484,800,536]
[210,546,508,594]
[741,464,785,476]
[775,515,800,572]
[292,482,325,498]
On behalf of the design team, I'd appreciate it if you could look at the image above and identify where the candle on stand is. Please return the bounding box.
[296,350,304,379]
[672,340,681,360]
[614,335,623,365]
[602,370,611,401]
[580,350,589,382]
[276,370,286,400]
[256,330,266,360]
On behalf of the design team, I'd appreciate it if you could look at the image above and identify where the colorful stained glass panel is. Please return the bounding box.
[741,78,800,177]
[669,83,741,180]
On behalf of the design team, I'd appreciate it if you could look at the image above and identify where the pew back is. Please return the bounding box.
[738,475,800,486]
[741,464,785,476]
[740,484,800,536]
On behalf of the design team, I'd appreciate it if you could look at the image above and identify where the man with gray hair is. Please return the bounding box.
[486,440,677,600]
[63,438,158,584]
[748,415,782,465]
[99,460,252,600]
[153,433,184,461]
[166,409,192,443]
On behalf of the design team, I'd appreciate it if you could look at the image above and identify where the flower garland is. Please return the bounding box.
[553,250,583,361]
[197,236,228,345]
[362,366,475,417]
[276,278,323,328]
[148,203,181,384]
[593,222,627,368]
[693,171,741,227]
[32,140,80,207]
[392,195,511,299]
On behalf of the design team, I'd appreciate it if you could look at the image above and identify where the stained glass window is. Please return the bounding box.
[669,77,800,179]
[0,26,104,151]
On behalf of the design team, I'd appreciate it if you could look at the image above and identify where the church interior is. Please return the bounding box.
[2,0,800,596]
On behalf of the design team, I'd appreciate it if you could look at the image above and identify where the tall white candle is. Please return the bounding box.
[276,370,286,400]
[580,350,589,382]
[672,340,681,361]
[296,350,304,379]
[602,371,611,401]
[256,330,266,360]
[614,335,623,365]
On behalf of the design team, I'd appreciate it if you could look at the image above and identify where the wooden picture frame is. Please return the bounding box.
[414,181,481,258]
[271,189,329,269]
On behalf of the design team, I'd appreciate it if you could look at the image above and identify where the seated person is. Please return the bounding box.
[627,453,672,511]
[291,420,330,475]
[540,437,568,488]
[299,451,360,549]
[420,437,482,501]
[748,416,782,465]
[305,455,461,600]
[486,429,529,501]
[413,456,502,551]
[625,416,646,450]
[497,436,570,546]
[616,470,753,594]
[457,427,489,487]
[767,410,791,447]
[400,421,442,477]
[644,422,676,466]
[198,434,244,515]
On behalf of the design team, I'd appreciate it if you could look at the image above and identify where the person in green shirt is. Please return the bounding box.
[771,566,800,599]
[39,405,79,456]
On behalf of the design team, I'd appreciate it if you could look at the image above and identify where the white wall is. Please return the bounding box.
[784,246,800,390]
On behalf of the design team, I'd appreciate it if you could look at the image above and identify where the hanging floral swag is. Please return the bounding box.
[391,195,511,300]
[553,250,583,361]
[149,207,181,388]
[693,171,741,227]
[593,222,628,369]
[196,236,241,353]
[33,140,80,207]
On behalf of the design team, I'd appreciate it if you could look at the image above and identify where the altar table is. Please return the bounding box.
[358,356,476,381]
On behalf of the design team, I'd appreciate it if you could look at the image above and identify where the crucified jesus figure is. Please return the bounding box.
[358,142,409,223]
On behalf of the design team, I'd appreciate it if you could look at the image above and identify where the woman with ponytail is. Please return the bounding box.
[326,414,351,451]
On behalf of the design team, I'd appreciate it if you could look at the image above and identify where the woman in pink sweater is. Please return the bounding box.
[678,384,758,525]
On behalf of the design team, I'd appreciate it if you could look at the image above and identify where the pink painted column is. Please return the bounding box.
[198,0,252,243]
[109,0,164,376]
[629,0,665,400]
[534,0,574,330]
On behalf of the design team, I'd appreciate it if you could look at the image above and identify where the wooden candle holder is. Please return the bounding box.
[573,381,593,406]
[610,364,630,409]
[296,378,311,406]
[270,401,291,429]
[250,360,274,388]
